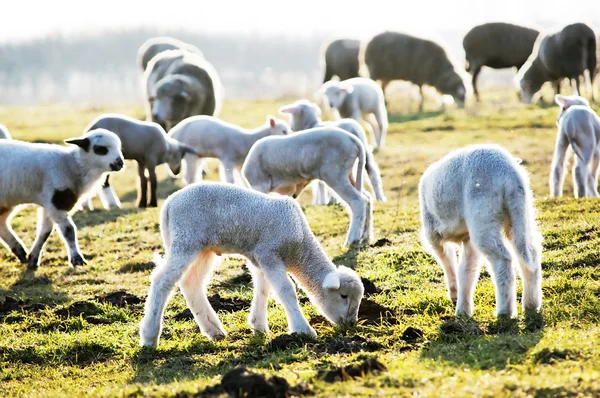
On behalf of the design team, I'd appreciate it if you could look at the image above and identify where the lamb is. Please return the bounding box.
[363,31,467,111]
[0,124,12,139]
[321,38,361,83]
[278,99,386,203]
[315,78,388,148]
[143,49,223,131]
[463,23,540,102]
[168,115,290,186]
[83,114,201,209]
[139,182,365,347]
[550,94,600,198]
[137,37,204,72]
[0,129,124,268]
[419,144,542,318]
[242,126,373,246]
[515,23,597,104]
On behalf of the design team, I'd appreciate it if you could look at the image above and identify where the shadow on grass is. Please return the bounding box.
[73,206,144,229]
[117,261,155,274]
[119,174,183,205]
[388,110,444,124]
[0,267,69,311]
[421,312,544,370]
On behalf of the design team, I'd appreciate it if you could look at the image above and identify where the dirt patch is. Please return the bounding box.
[267,333,315,351]
[12,275,52,287]
[401,327,424,343]
[358,299,398,325]
[371,238,392,248]
[360,278,381,296]
[174,294,250,321]
[439,318,483,337]
[0,296,48,315]
[316,357,387,383]
[177,367,310,398]
[318,335,383,354]
[422,125,455,132]
[534,348,580,364]
[54,301,103,318]
[96,291,142,307]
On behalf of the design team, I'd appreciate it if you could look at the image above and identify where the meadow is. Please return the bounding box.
[0,90,599,397]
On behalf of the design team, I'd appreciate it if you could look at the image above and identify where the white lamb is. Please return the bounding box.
[242,126,373,246]
[139,182,364,347]
[168,115,290,185]
[419,144,542,318]
[0,129,124,268]
[550,94,600,198]
[278,99,387,204]
[316,77,388,148]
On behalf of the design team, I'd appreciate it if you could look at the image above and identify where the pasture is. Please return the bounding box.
[1,91,599,397]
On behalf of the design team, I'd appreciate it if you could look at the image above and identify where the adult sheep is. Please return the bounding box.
[515,23,597,104]
[463,22,540,102]
[321,38,361,83]
[137,37,204,73]
[363,31,467,111]
[143,49,223,131]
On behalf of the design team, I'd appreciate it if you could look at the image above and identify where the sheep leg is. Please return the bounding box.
[572,77,580,96]
[148,165,158,207]
[373,106,388,148]
[86,197,94,211]
[219,160,236,184]
[247,265,271,333]
[257,255,316,338]
[0,208,28,264]
[590,148,600,197]
[326,176,367,246]
[424,231,458,304]
[380,80,390,109]
[572,147,592,198]
[471,64,482,102]
[311,181,323,205]
[48,211,86,267]
[137,161,148,208]
[549,132,569,197]
[27,208,54,269]
[455,241,482,316]
[182,153,199,185]
[510,240,542,313]
[98,175,121,210]
[360,191,374,244]
[179,250,227,340]
[419,85,425,113]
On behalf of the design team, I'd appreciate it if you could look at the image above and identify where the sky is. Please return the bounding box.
[2,0,600,43]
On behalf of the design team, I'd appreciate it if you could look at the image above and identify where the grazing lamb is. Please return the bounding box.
[321,38,361,83]
[242,126,373,246]
[143,49,223,131]
[168,115,289,185]
[419,144,542,318]
[550,94,600,198]
[515,23,597,104]
[0,124,12,139]
[316,78,388,148]
[83,114,201,209]
[137,37,204,72]
[463,22,540,101]
[363,31,467,111]
[139,182,364,347]
[278,99,386,203]
[0,129,124,268]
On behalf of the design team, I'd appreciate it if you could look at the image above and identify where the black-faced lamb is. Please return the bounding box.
[143,49,223,131]
[321,38,361,83]
[363,31,467,111]
[0,129,124,268]
[515,23,597,104]
[315,77,388,148]
[139,182,364,347]
[242,126,373,247]
[550,94,600,198]
[463,22,540,101]
[83,114,201,208]
[137,37,204,72]
[168,115,290,186]
[419,144,542,318]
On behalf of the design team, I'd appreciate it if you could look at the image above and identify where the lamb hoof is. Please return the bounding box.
[148,202,158,208]
[292,325,317,339]
[12,246,28,264]
[207,331,227,341]
[70,255,87,267]
[27,255,40,270]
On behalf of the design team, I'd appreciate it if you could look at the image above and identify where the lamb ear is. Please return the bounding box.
[555,94,567,107]
[278,105,299,115]
[65,137,90,152]
[322,272,341,290]
[267,116,276,128]
[340,84,354,94]
[180,143,202,157]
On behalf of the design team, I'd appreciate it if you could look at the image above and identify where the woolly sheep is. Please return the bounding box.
[316,78,388,148]
[463,22,540,102]
[363,31,467,111]
[550,94,600,198]
[168,115,290,186]
[137,37,204,72]
[515,23,597,104]
[83,114,201,209]
[278,99,386,203]
[0,124,12,139]
[419,144,542,317]
[242,126,373,246]
[139,182,365,347]
[321,38,361,83]
[0,129,124,268]
[143,49,223,131]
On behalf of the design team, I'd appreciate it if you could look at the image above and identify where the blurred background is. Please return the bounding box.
[0,0,599,105]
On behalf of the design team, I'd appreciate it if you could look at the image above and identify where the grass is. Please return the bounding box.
[1,89,600,397]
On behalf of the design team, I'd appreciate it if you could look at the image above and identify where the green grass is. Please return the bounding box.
[1,91,600,397]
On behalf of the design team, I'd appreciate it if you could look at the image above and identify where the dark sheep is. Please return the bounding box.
[143,49,223,131]
[321,38,361,83]
[363,31,467,111]
[516,23,597,104]
[136,37,204,72]
[463,22,540,101]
